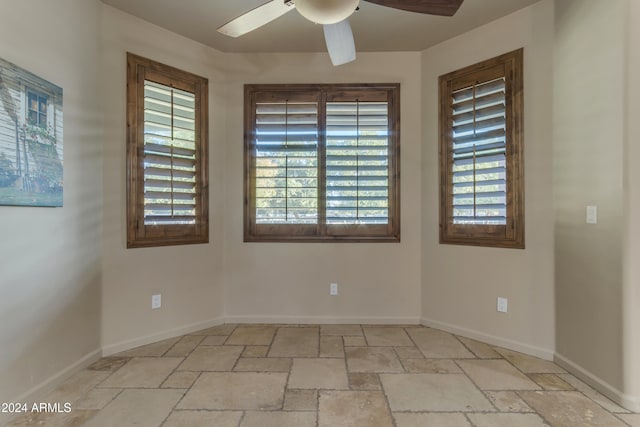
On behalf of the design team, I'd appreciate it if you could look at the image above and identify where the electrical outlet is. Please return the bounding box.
[497,297,508,313]
[330,283,338,296]
[152,294,162,309]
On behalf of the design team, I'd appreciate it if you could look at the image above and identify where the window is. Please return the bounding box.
[439,49,524,248]
[244,84,400,242]
[126,53,208,248]
[27,90,48,127]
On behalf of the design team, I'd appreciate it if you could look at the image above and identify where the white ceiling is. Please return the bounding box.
[100,0,541,53]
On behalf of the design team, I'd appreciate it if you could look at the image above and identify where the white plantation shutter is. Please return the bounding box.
[451,77,506,225]
[439,49,524,249]
[326,101,389,224]
[245,84,399,242]
[143,81,197,225]
[255,101,318,224]
[127,53,208,248]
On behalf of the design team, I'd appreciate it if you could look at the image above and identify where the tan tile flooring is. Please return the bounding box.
[6,324,640,427]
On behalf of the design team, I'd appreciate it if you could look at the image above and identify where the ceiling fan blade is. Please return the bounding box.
[363,0,464,16]
[323,20,356,66]
[217,0,295,38]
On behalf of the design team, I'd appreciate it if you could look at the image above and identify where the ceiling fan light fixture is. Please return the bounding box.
[295,0,360,24]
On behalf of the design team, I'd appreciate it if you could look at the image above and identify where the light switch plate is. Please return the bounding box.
[497,297,508,313]
[152,294,162,309]
[586,205,597,224]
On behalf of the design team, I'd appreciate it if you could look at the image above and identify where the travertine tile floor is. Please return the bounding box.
[6,324,640,427]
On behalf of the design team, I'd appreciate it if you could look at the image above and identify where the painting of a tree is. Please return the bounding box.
[0,57,63,207]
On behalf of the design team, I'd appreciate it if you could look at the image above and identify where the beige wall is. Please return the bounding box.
[4,0,638,412]
[222,52,423,323]
[100,6,227,353]
[624,0,640,405]
[420,0,556,358]
[99,8,424,335]
[553,0,626,395]
[0,0,103,413]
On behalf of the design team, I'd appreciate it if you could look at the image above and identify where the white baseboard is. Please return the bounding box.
[224,315,421,325]
[101,317,224,356]
[420,317,555,361]
[554,352,640,412]
[0,348,102,426]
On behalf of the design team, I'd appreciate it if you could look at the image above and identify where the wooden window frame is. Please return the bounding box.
[244,83,400,243]
[439,49,524,249]
[126,53,209,248]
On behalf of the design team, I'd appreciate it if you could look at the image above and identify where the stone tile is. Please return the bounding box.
[557,373,631,413]
[393,413,471,427]
[319,390,394,427]
[320,336,344,357]
[5,410,98,427]
[402,358,461,374]
[343,336,368,346]
[529,373,574,390]
[618,414,640,426]
[494,347,565,373]
[268,327,319,357]
[83,389,184,427]
[241,411,317,427]
[163,411,242,427]
[345,347,404,373]
[116,336,182,357]
[177,346,242,371]
[178,372,287,410]
[457,360,541,390]
[380,373,494,412]
[164,335,205,357]
[457,336,502,359]
[199,335,227,346]
[243,345,269,357]
[394,346,424,360]
[161,371,200,388]
[519,390,628,427]
[349,373,381,390]
[189,324,236,335]
[44,369,111,404]
[321,324,363,336]
[363,327,414,346]
[99,357,182,388]
[406,328,475,359]
[226,325,276,346]
[75,388,122,410]
[485,391,534,412]
[288,358,349,389]
[87,357,130,372]
[283,389,318,411]
[467,413,548,427]
[234,357,291,372]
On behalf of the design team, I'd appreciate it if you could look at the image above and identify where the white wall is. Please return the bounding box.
[0,0,103,413]
[100,6,227,353]
[222,52,423,323]
[421,0,556,358]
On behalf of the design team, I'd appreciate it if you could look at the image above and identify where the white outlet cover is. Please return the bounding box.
[330,283,338,296]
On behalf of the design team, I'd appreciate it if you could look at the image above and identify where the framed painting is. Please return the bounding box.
[0,57,63,207]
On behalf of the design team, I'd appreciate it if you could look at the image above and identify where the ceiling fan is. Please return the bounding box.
[217,0,464,66]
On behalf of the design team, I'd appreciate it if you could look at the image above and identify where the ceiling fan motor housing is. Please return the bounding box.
[295,0,360,24]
